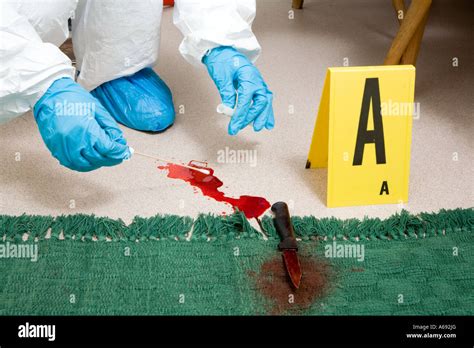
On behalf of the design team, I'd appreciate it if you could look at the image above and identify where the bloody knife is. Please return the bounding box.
[271,201,302,289]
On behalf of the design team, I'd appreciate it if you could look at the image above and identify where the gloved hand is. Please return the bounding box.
[203,46,274,136]
[34,77,131,172]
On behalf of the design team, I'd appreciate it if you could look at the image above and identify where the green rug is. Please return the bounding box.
[1,208,473,315]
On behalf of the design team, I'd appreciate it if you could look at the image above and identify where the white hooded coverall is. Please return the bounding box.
[0,0,261,124]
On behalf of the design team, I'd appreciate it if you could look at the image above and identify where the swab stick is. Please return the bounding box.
[130,148,211,175]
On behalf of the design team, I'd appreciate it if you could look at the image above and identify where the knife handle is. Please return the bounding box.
[271,202,298,251]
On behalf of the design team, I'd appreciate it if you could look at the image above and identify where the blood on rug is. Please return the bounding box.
[157,160,271,219]
[249,255,332,315]
[157,161,333,314]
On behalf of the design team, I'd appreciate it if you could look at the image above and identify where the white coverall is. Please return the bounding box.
[0,0,261,124]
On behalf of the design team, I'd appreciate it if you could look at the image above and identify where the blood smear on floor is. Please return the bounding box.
[251,256,332,315]
[157,162,270,218]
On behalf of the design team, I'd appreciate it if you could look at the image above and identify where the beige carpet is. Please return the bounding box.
[1,0,472,223]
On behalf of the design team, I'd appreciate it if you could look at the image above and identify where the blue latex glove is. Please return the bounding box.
[34,77,131,172]
[203,46,274,136]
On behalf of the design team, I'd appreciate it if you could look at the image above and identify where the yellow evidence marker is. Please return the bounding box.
[306,66,416,207]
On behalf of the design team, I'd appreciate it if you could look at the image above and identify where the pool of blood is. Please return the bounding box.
[157,163,270,219]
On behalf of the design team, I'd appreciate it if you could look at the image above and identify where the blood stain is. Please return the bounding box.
[158,162,270,219]
[251,256,332,315]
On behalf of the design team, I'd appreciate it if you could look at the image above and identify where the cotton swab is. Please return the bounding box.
[129,148,211,175]
[216,103,235,116]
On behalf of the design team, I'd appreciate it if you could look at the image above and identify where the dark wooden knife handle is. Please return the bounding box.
[271,202,298,251]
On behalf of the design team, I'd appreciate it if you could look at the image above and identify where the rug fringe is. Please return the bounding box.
[0,208,472,242]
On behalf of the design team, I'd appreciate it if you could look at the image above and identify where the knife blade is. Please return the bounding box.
[271,201,302,289]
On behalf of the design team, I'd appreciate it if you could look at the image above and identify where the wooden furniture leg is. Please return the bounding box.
[401,11,430,65]
[392,0,406,25]
[384,0,432,65]
[292,0,304,9]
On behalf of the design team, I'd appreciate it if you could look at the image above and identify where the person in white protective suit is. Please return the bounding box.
[0,0,274,172]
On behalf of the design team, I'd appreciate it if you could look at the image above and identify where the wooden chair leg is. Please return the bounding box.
[292,0,304,10]
[392,0,406,25]
[384,0,432,65]
[401,11,430,65]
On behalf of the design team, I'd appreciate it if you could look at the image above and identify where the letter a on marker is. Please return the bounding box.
[353,78,386,166]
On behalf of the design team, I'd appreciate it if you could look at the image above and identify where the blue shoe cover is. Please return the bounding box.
[91,68,175,132]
